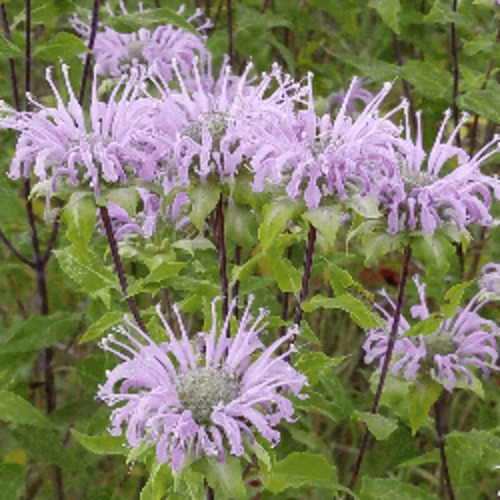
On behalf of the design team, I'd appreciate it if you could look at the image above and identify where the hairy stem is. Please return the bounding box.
[391,31,417,133]
[293,224,317,326]
[79,0,101,104]
[215,195,229,321]
[99,206,148,332]
[434,392,455,500]
[232,244,242,319]
[205,480,215,500]
[345,244,412,496]
[226,0,233,63]
[450,0,460,146]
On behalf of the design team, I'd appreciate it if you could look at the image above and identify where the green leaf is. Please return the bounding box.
[369,0,401,34]
[331,53,400,82]
[360,477,440,500]
[63,192,96,252]
[358,412,398,440]
[294,388,351,423]
[188,183,221,231]
[259,198,301,249]
[106,7,197,34]
[302,294,380,329]
[0,177,26,231]
[195,457,246,500]
[348,195,382,219]
[0,463,26,500]
[441,281,472,318]
[446,430,500,500]
[408,379,443,435]
[102,187,140,216]
[0,390,55,428]
[401,61,453,101]
[271,257,302,293]
[264,452,338,494]
[80,311,124,343]
[0,312,77,353]
[362,231,405,265]
[171,468,205,500]
[140,462,173,500]
[172,236,215,256]
[295,352,346,385]
[54,245,119,304]
[225,202,257,249]
[404,313,443,337]
[128,262,187,296]
[0,35,22,58]
[397,450,440,468]
[71,430,128,455]
[458,87,500,124]
[303,205,341,245]
[34,32,89,61]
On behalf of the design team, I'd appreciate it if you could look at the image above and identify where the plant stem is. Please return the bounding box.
[293,224,316,326]
[99,206,148,332]
[232,244,242,319]
[79,0,100,105]
[434,392,455,500]
[345,244,412,497]
[450,0,460,146]
[205,480,215,500]
[226,0,233,63]
[215,195,229,321]
[391,31,417,133]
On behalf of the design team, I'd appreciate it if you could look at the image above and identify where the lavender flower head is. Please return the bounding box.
[72,3,209,81]
[382,106,500,234]
[149,57,307,192]
[1,65,159,196]
[250,76,403,210]
[363,269,499,391]
[97,296,307,470]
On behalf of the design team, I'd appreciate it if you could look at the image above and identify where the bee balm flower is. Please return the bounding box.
[363,270,499,391]
[97,297,307,470]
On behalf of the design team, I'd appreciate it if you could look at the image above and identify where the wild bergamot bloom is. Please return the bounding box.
[363,268,499,391]
[97,296,307,470]
[249,76,403,210]
[72,5,210,81]
[1,65,160,197]
[147,56,307,193]
[381,106,500,234]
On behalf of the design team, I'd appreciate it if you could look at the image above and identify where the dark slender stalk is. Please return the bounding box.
[278,245,293,341]
[205,482,215,500]
[25,0,31,111]
[214,195,229,321]
[450,0,460,146]
[41,213,61,265]
[293,224,317,326]
[232,245,242,319]
[79,0,100,105]
[226,0,233,64]
[0,229,35,267]
[345,245,413,497]
[434,393,455,500]
[391,31,417,133]
[208,0,224,36]
[0,4,21,111]
[99,206,148,332]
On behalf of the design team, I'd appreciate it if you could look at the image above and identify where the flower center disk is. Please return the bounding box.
[175,367,240,424]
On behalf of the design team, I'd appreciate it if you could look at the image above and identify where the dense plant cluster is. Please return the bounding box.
[0,1,499,499]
